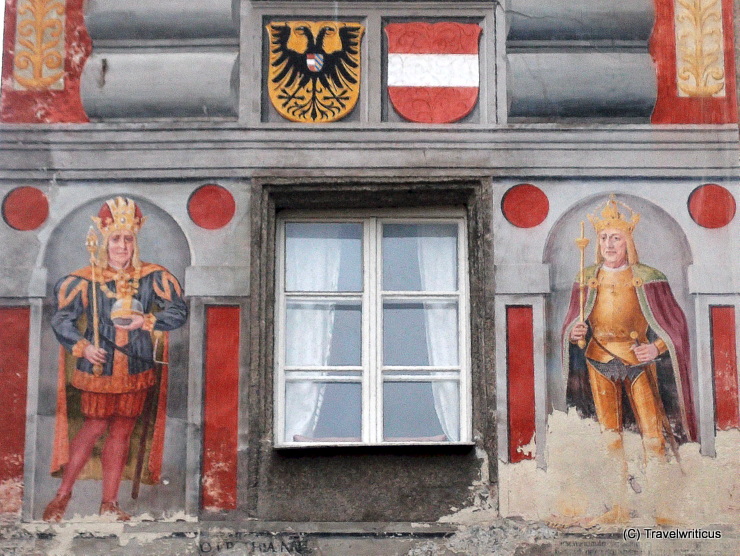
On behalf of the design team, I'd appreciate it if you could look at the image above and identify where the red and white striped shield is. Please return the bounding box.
[385,22,482,123]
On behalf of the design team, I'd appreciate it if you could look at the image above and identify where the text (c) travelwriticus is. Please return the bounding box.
[622,528,722,541]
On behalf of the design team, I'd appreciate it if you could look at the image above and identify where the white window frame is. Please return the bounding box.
[274,208,472,447]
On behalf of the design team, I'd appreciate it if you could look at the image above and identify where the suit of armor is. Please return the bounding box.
[563,262,696,450]
[580,265,666,455]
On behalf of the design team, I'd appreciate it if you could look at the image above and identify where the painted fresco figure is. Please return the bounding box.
[43,197,188,521]
[562,195,697,524]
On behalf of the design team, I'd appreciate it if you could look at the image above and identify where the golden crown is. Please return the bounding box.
[587,194,640,234]
[91,197,145,236]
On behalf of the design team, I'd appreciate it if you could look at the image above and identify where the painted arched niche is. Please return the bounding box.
[42,197,190,293]
[34,196,192,520]
[543,193,694,413]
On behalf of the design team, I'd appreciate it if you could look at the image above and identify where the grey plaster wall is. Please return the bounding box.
[0,0,737,544]
[0,127,736,181]
[507,0,653,40]
[81,0,239,119]
[80,0,659,123]
[507,53,656,119]
[506,0,655,120]
[0,218,43,298]
[86,0,238,40]
[2,521,740,555]
[81,53,239,119]
[254,448,482,522]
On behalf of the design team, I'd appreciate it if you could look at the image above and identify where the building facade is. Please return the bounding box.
[0,0,738,553]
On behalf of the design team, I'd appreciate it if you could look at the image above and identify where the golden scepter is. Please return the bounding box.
[575,221,590,349]
[86,226,103,376]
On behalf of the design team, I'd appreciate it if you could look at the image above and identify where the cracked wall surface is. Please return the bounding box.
[500,411,740,527]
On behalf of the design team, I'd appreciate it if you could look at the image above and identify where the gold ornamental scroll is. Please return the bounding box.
[674,0,726,97]
[13,0,67,90]
[266,21,364,123]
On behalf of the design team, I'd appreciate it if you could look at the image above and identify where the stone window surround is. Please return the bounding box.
[245,177,496,512]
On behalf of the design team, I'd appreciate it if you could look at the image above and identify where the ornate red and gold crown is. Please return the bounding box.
[588,194,640,234]
[91,197,145,236]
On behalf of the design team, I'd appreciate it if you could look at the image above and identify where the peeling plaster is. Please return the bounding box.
[0,478,23,515]
[499,409,740,527]
[408,519,558,556]
[14,512,197,555]
[201,450,236,512]
[435,445,499,527]
[515,433,536,460]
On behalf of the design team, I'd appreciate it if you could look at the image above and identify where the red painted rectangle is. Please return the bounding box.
[506,306,535,463]
[202,306,240,510]
[0,307,30,514]
[710,306,739,430]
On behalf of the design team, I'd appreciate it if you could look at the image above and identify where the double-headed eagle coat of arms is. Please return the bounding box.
[266,21,365,123]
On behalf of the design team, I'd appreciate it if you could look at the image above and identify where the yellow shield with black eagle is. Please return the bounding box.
[266,21,364,123]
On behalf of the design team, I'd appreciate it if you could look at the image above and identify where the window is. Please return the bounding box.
[275,210,471,446]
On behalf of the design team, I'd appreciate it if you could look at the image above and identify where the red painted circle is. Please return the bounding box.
[688,184,736,228]
[502,184,549,228]
[188,184,236,230]
[2,187,49,231]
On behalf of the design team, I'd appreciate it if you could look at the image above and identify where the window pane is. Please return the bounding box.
[383,301,459,366]
[286,301,361,366]
[286,222,362,292]
[286,381,362,442]
[383,381,459,441]
[382,223,458,292]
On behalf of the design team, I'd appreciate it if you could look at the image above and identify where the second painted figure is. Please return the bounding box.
[562,195,696,524]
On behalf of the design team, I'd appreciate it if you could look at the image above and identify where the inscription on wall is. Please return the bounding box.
[198,533,311,555]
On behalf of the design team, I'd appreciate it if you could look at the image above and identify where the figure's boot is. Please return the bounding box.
[641,436,665,463]
[643,443,684,527]
[44,418,110,522]
[588,430,631,527]
[42,491,72,522]
[587,504,631,526]
[100,501,131,521]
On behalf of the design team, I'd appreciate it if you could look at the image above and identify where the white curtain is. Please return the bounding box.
[285,226,342,440]
[417,225,460,441]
